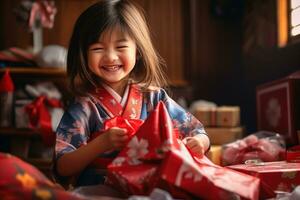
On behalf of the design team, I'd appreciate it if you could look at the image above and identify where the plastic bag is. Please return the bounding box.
[221,131,286,166]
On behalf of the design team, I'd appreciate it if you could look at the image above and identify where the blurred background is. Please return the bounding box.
[0,0,299,136]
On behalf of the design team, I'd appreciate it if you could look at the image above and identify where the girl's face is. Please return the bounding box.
[87,27,137,91]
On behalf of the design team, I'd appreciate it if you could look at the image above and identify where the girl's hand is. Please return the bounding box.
[183,136,206,156]
[102,127,129,150]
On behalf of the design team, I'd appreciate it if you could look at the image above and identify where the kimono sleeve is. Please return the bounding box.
[54,100,92,161]
[156,88,206,138]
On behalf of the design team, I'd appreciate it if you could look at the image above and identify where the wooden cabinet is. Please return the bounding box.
[0,67,68,179]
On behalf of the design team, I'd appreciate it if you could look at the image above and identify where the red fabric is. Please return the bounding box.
[93,84,143,119]
[0,153,82,200]
[25,95,62,146]
[0,69,14,92]
[106,102,260,199]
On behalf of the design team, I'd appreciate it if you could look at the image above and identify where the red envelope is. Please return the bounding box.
[107,102,260,199]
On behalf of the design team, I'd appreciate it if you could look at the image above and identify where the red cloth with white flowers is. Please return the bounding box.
[106,102,260,199]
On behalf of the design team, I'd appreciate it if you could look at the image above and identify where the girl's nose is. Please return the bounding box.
[103,49,118,62]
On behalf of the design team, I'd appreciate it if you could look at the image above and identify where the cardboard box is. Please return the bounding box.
[256,72,300,145]
[193,107,216,127]
[227,161,300,198]
[205,127,243,145]
[193,106,240,127]
[216,106,240,127]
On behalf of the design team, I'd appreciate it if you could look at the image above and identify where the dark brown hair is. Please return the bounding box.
[67,0,167,95]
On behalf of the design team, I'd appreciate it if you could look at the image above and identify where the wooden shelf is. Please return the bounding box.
[0,67,66,76]
[0,127,40,137]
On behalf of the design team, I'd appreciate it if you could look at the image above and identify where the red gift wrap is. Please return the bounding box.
[106,102,260,199]
[228,161,300,199]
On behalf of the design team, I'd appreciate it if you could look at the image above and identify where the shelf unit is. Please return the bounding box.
[0,67,67,179]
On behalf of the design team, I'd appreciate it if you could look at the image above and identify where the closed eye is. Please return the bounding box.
[90,47,103,51]
[116,46,128,49]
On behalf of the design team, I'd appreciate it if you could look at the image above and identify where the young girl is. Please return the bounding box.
[54,0,210,187]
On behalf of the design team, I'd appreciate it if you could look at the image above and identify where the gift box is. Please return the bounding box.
[192,107,217,127]
[205,127,244,145]
[193,106,240,127]
[227,161,300,199]
[15,96,64,146]
[256,71,300,145]
[216,106,240,127]
[107,102,260,199]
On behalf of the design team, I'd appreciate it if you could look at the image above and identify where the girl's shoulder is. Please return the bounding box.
[66,95,97,112]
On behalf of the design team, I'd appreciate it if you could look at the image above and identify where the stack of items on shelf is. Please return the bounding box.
[0,69,64,160]
[190,101,243,165]
[0,47,37,68]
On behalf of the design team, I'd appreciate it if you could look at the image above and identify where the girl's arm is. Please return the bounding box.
[56,127,128,177]
[154,88,210,155]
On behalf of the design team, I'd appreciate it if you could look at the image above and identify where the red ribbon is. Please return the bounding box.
[25,95,62,146]
[89,117,143,169]
[286,145,300,162]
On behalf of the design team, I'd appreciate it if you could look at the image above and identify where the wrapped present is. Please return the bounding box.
[106,102,260,199]
[221,131,286,166]
[24,95,63,146]
[216,106,240,127]
[205,126,243,145]
[0,152,82,200]
[256,71,300,145]
[207,145,222,165]
[227,161,300,199]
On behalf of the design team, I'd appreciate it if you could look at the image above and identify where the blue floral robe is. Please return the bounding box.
[54,86,206,186]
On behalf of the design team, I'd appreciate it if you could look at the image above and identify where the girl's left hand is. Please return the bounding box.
[183,136,205,156]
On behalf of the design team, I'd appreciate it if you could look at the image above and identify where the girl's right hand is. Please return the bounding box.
[101,127,129,150]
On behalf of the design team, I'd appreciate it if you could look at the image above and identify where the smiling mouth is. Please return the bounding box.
[102,65,122,72]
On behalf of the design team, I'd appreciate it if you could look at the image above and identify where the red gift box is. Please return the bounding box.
[107,102,260,199]
[256,71,300,145]
[227,161,300,198]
